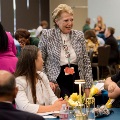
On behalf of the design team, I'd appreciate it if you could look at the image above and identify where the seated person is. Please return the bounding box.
[82,18,91,33]
[84,30,100,57]
[15,45,66,113]
[104,27,119,65]
[104,71,120,108]
[0,70,44,120]
[35,20,48,38]
[0,23,18,73]
[94,16,106,40]
[14,28,40,48]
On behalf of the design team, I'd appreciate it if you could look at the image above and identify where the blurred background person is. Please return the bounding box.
[104,27,119,65]
[84,30,100,56]
[0,70,44,120]
[15,45,66,113]
[104,73,120,108]
[15,28,39,48]
[0,22,18,73]
[38,4,93,98]
[84,30,100,80]
[35,20,48,38]
[92,29,105,46]
[94,16,106,40]
[82,18,91,33]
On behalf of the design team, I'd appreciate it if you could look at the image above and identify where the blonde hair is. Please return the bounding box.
[52,4,73,25]
[96,16,105,29]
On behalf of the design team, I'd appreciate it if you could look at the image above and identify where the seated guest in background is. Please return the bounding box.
[0,70,44,120]
[15,28,39,48]
[15,45,66,113]
[82,18,91,33]
[84,30,100,80]
[92,29,105,46]
[0,22,18,73]
[35,20,48,38]
[104,27,119,65]
[104,72,120,108]
[84,30,100,56]
[94,16,106,40]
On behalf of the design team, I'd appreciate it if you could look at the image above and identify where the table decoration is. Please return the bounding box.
[86,97,95,120]
[64,80,100,120]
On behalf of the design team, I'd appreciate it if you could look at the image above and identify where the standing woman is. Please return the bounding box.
[38,4,93,98]
[0,22,18,73]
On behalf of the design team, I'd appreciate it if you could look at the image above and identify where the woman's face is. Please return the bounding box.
[97,16,102,22]
[35,50,44,71]
[18,37,29,48]
[55,12,73,34]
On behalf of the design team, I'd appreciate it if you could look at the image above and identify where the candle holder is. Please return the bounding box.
[74,80,86,120]
[86,97,95,120]
[75,104,87,120]
[74,79,85,103]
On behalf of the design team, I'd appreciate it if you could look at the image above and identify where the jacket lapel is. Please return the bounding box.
[51,28,62,62]
[70,30,81,62]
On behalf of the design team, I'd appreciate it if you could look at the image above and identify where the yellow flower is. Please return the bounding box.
[89,85,99,97]
[64,93,84,107]
[68,98,79,107]
[70,93,79,101]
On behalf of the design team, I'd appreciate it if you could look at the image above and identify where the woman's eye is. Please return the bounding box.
[64,20,68,22]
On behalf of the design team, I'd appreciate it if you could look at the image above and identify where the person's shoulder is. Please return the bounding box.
[15,76,27,87]
[25,112,45,120]
[40,28,56,42]
[72,29,84,39]
[37,71,49,83]
[30,37,40,46]
[17,110,45,120]
[72,29,84,35]
[16,76,26,81]
[6,32,14,41]
[42,28,54,35]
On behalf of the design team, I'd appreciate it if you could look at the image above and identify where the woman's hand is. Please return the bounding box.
[49,82,58,92]
[52,98,67,111]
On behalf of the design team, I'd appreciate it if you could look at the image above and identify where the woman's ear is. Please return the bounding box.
[55,19,59,26]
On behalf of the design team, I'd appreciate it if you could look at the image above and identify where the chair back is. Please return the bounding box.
[98,45,111,66]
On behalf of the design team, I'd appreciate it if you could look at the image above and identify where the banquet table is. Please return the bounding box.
[44,108,120,120]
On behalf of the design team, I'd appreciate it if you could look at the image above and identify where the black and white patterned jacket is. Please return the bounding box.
[38,27,93,88]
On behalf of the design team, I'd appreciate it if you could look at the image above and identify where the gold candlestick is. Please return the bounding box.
[74,80,85,103]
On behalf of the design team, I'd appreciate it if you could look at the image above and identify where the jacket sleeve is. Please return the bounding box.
[15,77,39,113]
[38,30,48,73]
[37,71,58,104]
[80,32,93,88]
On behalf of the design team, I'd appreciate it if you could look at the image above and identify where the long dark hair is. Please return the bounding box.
[0,22,8,52]
[14,45,39,103]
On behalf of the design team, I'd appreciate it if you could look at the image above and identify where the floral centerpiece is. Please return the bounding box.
[65,93,86,120]
[64,85,99,120]
[89,85,99,97]
[64,85,99,108]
